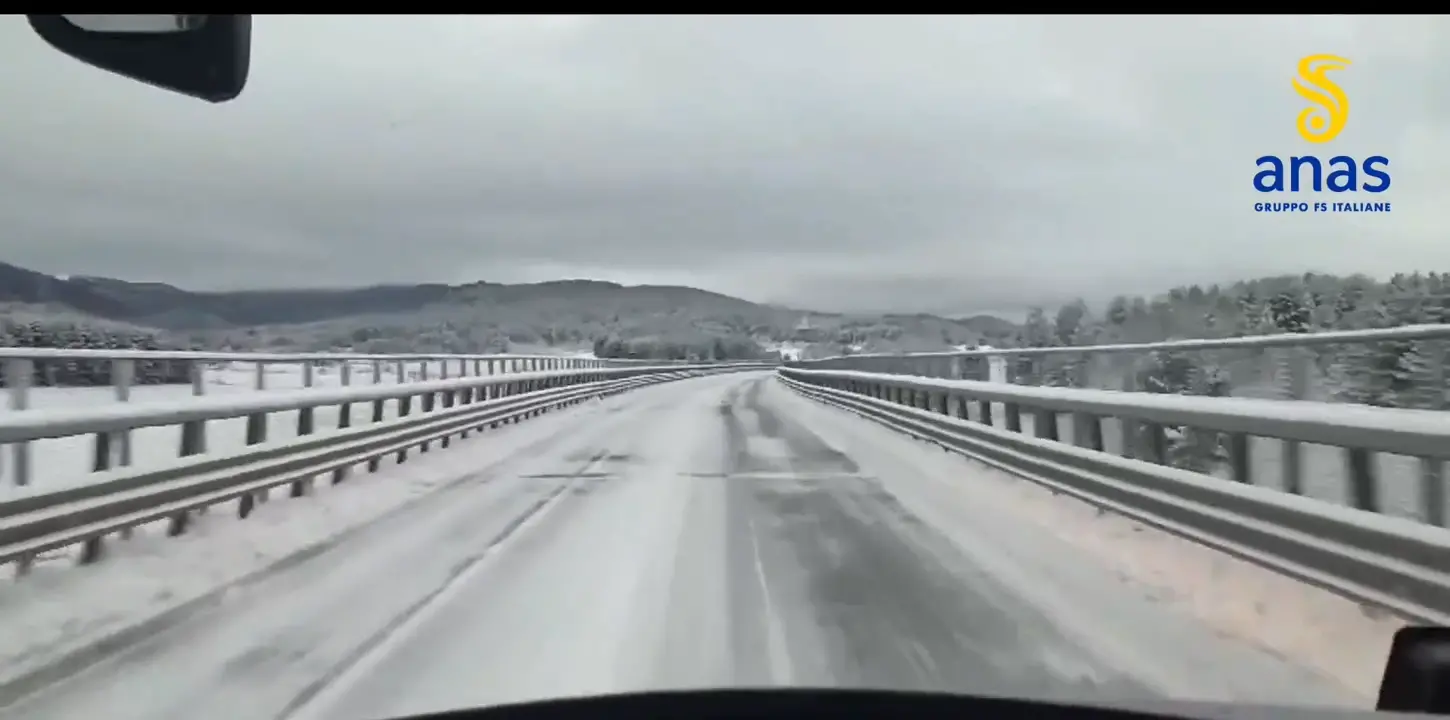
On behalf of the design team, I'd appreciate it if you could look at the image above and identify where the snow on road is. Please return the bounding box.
[0,372,1382,720]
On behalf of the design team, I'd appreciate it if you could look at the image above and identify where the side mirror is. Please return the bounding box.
[1377,626,1450,714]
[26,14,250,103]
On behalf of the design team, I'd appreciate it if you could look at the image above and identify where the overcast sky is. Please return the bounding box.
[1,15,1446,315]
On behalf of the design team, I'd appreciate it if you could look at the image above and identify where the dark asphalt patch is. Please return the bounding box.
[720,378,1152,700]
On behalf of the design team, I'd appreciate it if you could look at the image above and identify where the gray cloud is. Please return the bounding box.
[1,15,1446,315]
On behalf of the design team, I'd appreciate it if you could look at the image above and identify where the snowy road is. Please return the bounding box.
[1,372,1363,720]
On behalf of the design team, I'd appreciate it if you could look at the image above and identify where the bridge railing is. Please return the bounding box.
[794,324,1450,526]
[777,365,1450,624]
[0,348,727,488]
[0,356,772,574]
[803,323,1450,403]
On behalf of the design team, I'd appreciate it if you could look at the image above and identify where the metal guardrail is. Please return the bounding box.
[0,361,773,574]
[825,323,1450,362]
[777,366,1450,625]
[796,324,1450,526]
[0,349,751,486]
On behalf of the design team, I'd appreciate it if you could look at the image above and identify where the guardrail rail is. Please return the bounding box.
[778,354,1450,626]
[0,350,773,575]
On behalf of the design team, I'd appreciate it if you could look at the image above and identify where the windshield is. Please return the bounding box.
[0,13,1441,720]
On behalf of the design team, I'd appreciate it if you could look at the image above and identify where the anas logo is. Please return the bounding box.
[1253,54,1391,214]
[1293,54,1351,143]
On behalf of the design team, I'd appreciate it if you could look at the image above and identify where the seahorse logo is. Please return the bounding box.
[1293,54,1351,144]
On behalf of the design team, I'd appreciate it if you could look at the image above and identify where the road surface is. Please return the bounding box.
[0,372,1357,720]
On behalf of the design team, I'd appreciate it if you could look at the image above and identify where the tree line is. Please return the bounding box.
[1001,271,1450,472]
[591,335,774,361]
[0,319,192,387]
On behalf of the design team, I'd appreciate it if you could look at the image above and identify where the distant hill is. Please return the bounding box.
[955,314,1020,341]
[0,262,1012,356]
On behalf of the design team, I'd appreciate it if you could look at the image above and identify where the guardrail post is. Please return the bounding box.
[396,391,413,464]
[91,429,110,471]
[289,397,317,498]
[254,361,267,390]
[1141,424,1168,465]
[1,358,39,571]
[338,362,353,429]
[1346,447,1380,512]
[294,362,316,466]
[438,362,455,448]
[487,368,502,427]
[1119,370,1140,459]
[1279,348,1308,495]
[459,374,477,439]
[1115,365,1164,463]
[171,362,214,537]
[94,359,135,480]
[1226,432,1251,483]
[5,358,32,488]
[510,380,523,422]
[458,365,470,405]
[328,363,354,485]
[244,408,269,446]
[242,397,270,510]
[176,408,205,460]
[368,360,385,441]
[1415,342,1448,526]
[367,381,386,474]
[419,362,438,452]
[1073,412,1104,451]
[117,359,134,475]
[1035,408,1059,442]
[179,360,208,459]
[1418,449,1447,525]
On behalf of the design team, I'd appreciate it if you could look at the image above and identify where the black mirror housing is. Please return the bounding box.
[27,14,251,103]
[1377,626,1450,714]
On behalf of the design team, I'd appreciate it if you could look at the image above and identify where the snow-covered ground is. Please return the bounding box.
[0,372,1393,720]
